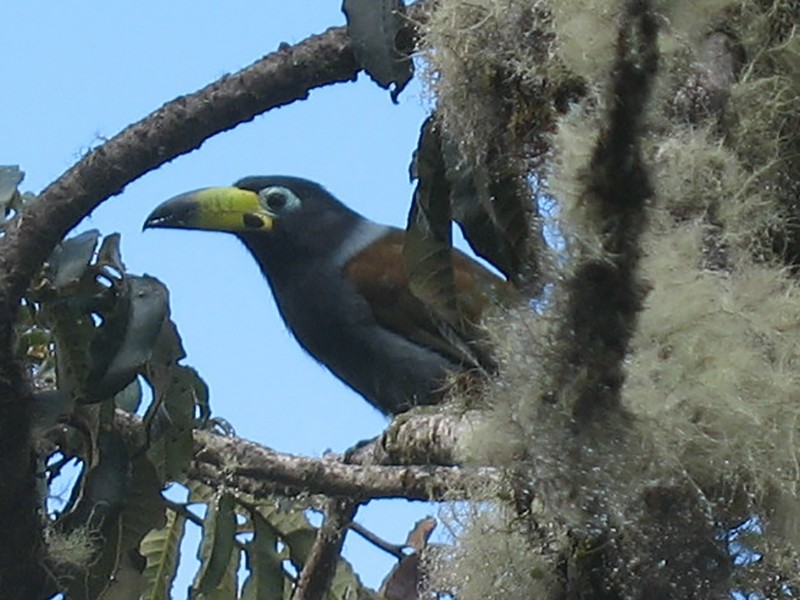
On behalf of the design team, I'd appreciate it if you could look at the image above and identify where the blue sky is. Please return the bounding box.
[2,1,439,593]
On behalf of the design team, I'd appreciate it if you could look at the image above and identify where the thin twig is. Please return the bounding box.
[349,521,407,559]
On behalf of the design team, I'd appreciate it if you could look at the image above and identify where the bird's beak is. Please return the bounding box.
[143,187,274,232]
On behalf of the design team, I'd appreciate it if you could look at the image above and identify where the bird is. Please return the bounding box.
[144,176,510,415]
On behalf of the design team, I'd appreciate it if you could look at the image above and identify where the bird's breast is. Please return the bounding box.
[267,266,453,414]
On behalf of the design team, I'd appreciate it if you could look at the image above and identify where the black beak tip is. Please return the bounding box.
[142,212,161,231]
[142,195,198,231]
[142,208,170,231]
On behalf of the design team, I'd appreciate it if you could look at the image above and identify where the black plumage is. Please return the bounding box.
[145,176,506,414]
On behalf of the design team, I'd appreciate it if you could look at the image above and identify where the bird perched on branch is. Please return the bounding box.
[144,176,509,415]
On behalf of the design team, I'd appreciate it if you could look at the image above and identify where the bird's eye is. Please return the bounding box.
[259,186,300,214]
[264,191,287,211]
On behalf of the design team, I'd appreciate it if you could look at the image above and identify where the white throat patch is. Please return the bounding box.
[331,220,392,268]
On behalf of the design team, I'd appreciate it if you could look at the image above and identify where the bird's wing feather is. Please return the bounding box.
[344,231,505,370]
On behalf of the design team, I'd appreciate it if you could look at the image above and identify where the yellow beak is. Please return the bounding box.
[144,187,274,232]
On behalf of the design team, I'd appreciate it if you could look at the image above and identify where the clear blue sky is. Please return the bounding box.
[2,1,438,593]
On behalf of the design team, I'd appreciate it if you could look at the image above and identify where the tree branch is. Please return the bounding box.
[190,428,498,501]
[349,522,406,559]
[114,410,502,501]
[550,0,659,425]
[346,408,481,466]
[292,498,360,600]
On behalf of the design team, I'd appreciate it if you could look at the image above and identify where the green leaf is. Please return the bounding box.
[49,229,101,290]
[114,376,143,413]
[442,136,532,283]
[330,559,382,600]
[141,509,187,600]
[241,510,285,600]
[86,275,169,401]
[50,301,95,397]
[149,318,188,366]
[120,455,168,557]
[80,430,131,519]
[255,502,317,571]
[341,0,412,102]
[193,493,238,596]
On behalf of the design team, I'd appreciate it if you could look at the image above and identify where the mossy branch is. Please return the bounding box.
[551,0,659,425]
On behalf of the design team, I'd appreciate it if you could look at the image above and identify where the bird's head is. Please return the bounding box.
[144,176,364,260]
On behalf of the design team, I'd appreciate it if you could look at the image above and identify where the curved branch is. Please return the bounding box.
[0,0,430,322]
[0,26,359,324]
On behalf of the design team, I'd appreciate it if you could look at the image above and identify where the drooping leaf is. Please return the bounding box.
[330,559,382,600]
[94,458,165,599]
[114,376,143,413]
[141,509,187,600]
[149,318,187,366]
[72,430,131,524]
[193,492,238,596]
[255,501,317,571]
[86,275,169,401]
[241,510,285,600]
[442,137,533,284]
[194,547,240,600]
[119,455,167,560]
[49,301,96,398]
[49,229,101,290]
[405,116,459,323]
[59,430,131,599]
[341,0,412,102]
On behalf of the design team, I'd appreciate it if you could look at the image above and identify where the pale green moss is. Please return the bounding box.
[550,0,620,80]
[425,0,800,593]
[46,525,99,571]
[429,504,556,600]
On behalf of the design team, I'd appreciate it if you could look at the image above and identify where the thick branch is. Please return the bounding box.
[0,27,359,327]
[114,410,502,501]
[346,409,480,466]
[191,429,496,501]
